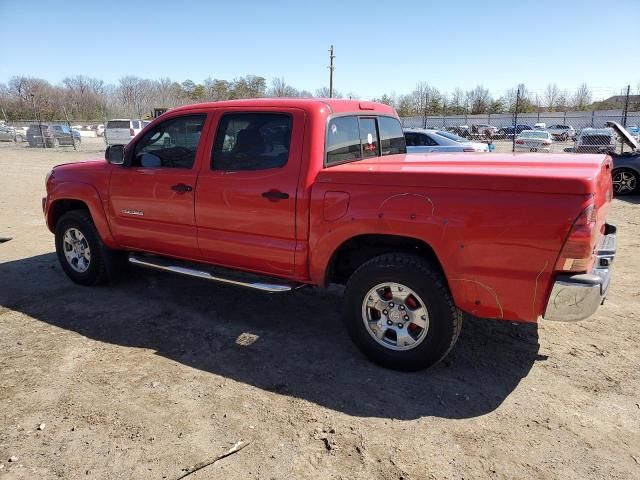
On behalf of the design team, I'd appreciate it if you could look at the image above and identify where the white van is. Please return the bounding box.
[104,119,144,145]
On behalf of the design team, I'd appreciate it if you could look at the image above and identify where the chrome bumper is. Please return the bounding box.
[543,224,616,322]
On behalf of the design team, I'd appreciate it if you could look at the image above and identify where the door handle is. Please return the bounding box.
[171,183,193,193]
[261,190,289,200]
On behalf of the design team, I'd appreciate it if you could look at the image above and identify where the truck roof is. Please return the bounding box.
[168,98,397,116]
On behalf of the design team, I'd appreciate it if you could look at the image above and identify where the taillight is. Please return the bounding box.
[129,128,134,136]
[515,139,524,144]
[555,204,598,272]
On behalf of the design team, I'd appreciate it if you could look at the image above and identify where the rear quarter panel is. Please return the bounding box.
[309,183,590,322]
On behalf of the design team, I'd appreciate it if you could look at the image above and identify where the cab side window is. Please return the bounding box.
[132,114,206,169]
[212,113,292,171]
[326,115,406,166]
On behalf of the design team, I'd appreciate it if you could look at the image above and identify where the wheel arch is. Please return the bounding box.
[46,182,117,248]
[325,233,447,287]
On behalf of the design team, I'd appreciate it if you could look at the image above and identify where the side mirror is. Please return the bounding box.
[105,144,125,165]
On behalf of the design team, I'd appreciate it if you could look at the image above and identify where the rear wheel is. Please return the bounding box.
[50,138,59,148]
[612,168,638,196]
[344,253,463,371]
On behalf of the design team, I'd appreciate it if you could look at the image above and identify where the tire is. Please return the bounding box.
[73,137,81,147]
[344,253,463,371]
[15,134,24,142]
[49,138,59,148]
[612,168,638,196]
[55,210,122,286]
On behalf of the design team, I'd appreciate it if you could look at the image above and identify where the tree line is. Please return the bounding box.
[0,74,638,121]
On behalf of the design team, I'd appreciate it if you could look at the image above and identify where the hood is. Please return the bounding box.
[316,153,611,195]
[605,121,640,151]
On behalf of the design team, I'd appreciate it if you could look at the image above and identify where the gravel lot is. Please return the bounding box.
[1,140,639,479]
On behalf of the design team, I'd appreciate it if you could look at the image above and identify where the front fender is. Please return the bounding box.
[45,181,117,249]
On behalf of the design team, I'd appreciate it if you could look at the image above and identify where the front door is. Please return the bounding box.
[108,113,208,259]
[195,109,304,276]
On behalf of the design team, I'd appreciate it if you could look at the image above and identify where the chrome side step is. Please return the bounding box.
[129,254,300,293]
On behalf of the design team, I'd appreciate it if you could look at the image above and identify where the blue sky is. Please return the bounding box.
[1,0,638,99]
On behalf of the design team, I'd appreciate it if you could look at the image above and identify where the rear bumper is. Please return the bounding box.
[543,224,616,322]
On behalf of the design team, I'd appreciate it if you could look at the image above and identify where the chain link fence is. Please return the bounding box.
[400,110,640,154]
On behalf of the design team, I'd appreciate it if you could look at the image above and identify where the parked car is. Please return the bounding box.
[472,124,498,137]
[104,119,144,145]
[446,125,471,137]
[404,128,488,153]
[14,126,28,142]
[575,128,616,154]
[95,124,105,137]
[624,125,640,140]
[546,124,576,141]
[533,122,546,130]
[27,124,81,147]
[606,121,640,196]
[43,98,616,371]
[432,129,489,151]
[496,124,534,138]
[514,130,554,152]
[0,124,16,142]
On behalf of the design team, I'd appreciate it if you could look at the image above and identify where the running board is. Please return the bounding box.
[128,254,301,293]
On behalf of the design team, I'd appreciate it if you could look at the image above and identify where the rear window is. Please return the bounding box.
[107,120,130,129]
[378,117,406,155]
[581,135,612,145]
[326,115,406,167]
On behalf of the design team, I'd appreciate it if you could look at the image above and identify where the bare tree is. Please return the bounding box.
[449,88,466,115]
[268,77,299,97]
[544,83,560,111]
[315,87,342,98]
[466,85,492,114]
[572,83,592,111]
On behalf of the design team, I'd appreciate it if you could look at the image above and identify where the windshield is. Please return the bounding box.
[435,131,468,143]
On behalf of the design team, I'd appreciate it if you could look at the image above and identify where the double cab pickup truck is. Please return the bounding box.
[43,99,617,371]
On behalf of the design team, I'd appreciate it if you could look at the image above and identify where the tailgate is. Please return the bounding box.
[594,155,614,247]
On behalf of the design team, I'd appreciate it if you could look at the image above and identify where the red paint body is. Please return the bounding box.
[44,99,614,322]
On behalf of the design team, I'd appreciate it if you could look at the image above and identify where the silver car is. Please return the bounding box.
[404,128,488,153]
[0,124,16,142]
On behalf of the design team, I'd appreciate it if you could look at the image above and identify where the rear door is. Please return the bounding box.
[108,112,209,259]
[195,108,305,275]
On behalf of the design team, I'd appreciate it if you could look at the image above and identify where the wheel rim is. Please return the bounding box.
[361,282,430,351]
[62,228,91,272]
[613,170,637,194]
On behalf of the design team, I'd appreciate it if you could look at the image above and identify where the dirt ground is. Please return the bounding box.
[0,139,639,480]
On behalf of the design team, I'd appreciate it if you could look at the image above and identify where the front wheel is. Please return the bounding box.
[612,168,638,196]
[55,210,122,285]
[344,253,463,371]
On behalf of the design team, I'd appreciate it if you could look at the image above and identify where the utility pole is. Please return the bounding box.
[512,87,521,153]
[328,45,335,98]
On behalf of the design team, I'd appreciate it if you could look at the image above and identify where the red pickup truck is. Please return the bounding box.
[43,98,617,370]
